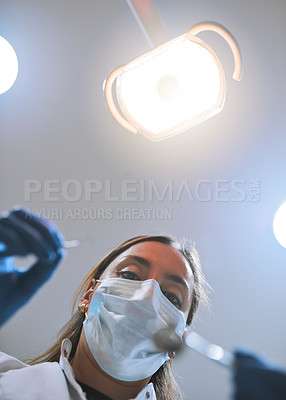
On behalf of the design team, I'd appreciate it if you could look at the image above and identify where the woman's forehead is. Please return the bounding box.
[114,241,194,280]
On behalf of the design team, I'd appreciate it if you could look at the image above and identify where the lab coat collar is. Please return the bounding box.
[59,339,156,400]
[59,339,86,400]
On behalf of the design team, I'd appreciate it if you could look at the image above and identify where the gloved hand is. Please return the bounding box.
[0,208,65,327]
[233,349,286,400]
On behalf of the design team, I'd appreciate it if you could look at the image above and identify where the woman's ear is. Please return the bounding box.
[78,279,96,313]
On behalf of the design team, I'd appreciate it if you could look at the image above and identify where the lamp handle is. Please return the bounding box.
[103,66,137,134]
[187,22,242,81]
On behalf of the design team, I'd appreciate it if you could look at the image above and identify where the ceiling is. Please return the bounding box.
[0,1,286,399]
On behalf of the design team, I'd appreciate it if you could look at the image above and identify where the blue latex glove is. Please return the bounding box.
[233,350,286,400]
[0,208,64,327]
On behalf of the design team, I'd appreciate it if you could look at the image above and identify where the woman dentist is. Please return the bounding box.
[0,234,207,400]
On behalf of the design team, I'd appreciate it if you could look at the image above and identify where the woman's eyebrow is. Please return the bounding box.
[121,256,189,290]
[121,255,151,269]
[165,274,189,291]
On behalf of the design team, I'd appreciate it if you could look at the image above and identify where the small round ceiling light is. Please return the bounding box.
[0,36,18,95]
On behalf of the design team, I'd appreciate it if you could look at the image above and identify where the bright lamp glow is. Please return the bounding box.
[117,36,225,140]
[0,36,18,95]
[273,201,286,248]
[104,23,242,141]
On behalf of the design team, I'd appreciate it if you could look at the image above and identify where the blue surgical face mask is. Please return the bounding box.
[83,278,187,382]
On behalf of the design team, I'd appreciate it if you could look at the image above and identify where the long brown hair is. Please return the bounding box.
[30,235,209,400]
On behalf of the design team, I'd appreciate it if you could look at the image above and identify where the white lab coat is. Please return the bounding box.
[0,339,156,400]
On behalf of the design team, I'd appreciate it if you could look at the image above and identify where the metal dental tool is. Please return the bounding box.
[62,239,82,249]
[153,326,234,368]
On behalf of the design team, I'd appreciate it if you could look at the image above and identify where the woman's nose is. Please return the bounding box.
[143,277,162,299]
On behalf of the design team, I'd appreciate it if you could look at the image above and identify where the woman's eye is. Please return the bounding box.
[163,292,182,310]
[116,270,141,281]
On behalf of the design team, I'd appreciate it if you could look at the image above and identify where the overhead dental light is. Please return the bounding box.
[104,21,242,142]
[0,36,18,95]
